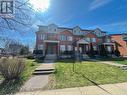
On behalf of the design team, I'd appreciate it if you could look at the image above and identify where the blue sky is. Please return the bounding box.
[1,0,127,49]
[37,0,127,33]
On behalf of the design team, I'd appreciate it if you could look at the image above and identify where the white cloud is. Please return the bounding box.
[89,0,112,11]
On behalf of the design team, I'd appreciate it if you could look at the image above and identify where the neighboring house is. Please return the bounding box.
[0,48,5,54]
[36,24,115,58]
[110,34,127,57]
[5,43,22,55]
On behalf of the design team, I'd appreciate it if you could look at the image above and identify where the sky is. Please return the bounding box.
[35,0,127,33]
[1,0,127,49]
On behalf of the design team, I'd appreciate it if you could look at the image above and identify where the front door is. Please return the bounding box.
[46,43,57,54]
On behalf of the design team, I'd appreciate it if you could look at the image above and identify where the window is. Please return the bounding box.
[92,38,96,42]
[107,46,111,52]
[41,34,46,40]
[67,36,73,41]
[38,45,43,50]
[60,45,65,51]
[106,39,110,42]
[67,45,72,51]
[60,35,66,41]
[86,38,90,42]
[93,46,97,51]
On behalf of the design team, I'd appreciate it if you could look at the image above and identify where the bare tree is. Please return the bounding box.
[0,0,35,33]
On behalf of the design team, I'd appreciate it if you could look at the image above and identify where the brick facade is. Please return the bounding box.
[110,34,127,56]
[36,24,117,56]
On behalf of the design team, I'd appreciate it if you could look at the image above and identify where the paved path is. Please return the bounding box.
[98,61,126,67]
[20,64,54,92]
[87,59,126,67]
[16,82,127,95]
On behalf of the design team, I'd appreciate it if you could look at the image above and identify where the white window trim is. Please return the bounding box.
[92,38,96,42]
[38,45,43,50]
[67,36,73,41]
[67,45,72,51]
[60,45,66,51]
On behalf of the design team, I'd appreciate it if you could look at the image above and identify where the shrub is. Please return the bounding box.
[99,44,107,57]
[33,50,43,55]
[89,43,95,58]
[0,58,25,80]
[26,55,34,59]
[114,48,120,57]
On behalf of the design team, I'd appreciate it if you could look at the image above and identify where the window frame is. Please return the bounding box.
[60,45,66,52]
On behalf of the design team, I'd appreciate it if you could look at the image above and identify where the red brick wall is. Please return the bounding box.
[111,35,127,56]
[58,30,74,50]
[85,33,99,45]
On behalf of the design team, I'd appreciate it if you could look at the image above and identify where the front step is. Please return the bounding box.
[45,54,57,60]
[33,70,55,75]
[35,69,54,72]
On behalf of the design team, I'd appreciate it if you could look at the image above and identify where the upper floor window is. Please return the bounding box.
[86,38,90,42]
[73,26,81,35]
[41,34,46,40]
[60,35,66,41]
[106,38,110,42]
[67,36,73,41]
[92,38,96,42]
[48,24,57,33]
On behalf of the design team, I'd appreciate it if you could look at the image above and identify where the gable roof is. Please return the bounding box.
[77,39,89,44]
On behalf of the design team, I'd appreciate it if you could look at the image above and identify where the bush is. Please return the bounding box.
[33,50,43,55]
[114,44,120,57]
[61,51,74,55]
[26,55,34,59]
[89,43,95,58]
[99,44,107,57]
[0,58,25,80]
[114,49,120,57]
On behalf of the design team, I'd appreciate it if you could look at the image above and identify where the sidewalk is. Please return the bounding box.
[87,59,126,67]
[99,61,126,67]
[16,82,127,95]
[20,63,54,92]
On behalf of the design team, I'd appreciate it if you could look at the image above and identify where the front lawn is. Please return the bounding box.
[48,60,127,89]
[96,57,127,65]
[115,60,127,65]
[0,59,39,94]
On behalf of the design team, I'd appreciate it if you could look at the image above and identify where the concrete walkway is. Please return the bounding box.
[87,59,126,67]
[20,64,54,92]
[16,82,127,95]
[98,61,126,67]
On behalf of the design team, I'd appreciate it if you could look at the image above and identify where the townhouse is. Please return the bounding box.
[36,24,115,58]
[110,34,127,56]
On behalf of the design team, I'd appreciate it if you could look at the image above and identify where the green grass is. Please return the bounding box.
[0,59,39,95]
[48,60,127,89]
[96,57,127,65]
[21,59,40,80]
[115,60,127,65]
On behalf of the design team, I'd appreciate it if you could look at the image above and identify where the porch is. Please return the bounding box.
[43,40,60,60]
[77,39,90,54]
